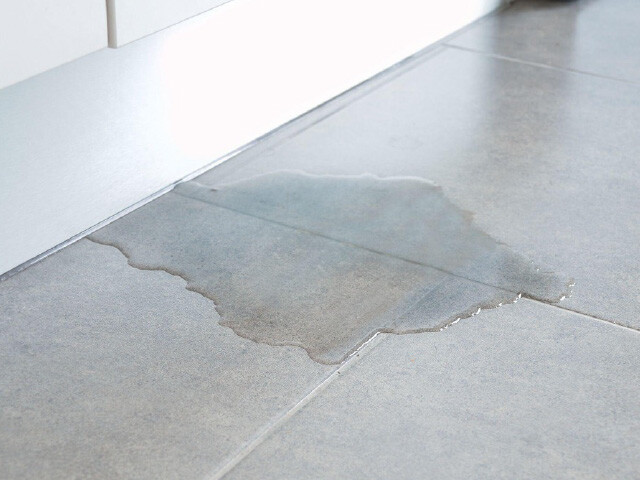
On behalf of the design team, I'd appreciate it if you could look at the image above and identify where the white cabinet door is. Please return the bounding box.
[0,0,108,89]
[107,0,231,46]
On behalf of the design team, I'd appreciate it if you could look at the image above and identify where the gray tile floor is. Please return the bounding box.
[2,1,640,478]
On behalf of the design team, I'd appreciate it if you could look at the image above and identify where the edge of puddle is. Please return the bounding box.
[86,170,575,365]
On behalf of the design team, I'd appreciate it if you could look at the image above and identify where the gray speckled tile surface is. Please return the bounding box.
[0,240,331,480]
[224,300,640,480]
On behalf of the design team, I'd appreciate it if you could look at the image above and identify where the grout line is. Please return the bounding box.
[528,298,640,334]
[173,183,569,304]
[444,44,640,87]
[88,214,640,340]
[206,332,386,480]
[176,183,640,337]
[83,183,639,340]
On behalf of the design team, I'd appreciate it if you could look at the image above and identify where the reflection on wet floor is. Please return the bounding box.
[90,171,571,364]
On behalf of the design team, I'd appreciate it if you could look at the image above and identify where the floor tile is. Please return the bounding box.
[224,300,640,480]
[0,240,331,479]
[449,0,640,84]
[195,47,640,330]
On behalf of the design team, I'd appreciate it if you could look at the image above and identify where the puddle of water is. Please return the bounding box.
[91,171,572,364]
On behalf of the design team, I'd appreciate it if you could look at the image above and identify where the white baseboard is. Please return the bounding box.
[0,0,504,276]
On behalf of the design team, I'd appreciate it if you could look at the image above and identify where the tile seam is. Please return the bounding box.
[528,298,640,334]
[172,186,640,336]
[206,332,387,480]
[444,43,640,87]
[172,183,570,303]
[85,193,639,339]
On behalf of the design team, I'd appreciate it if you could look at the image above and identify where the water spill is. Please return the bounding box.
[90,171,572,364]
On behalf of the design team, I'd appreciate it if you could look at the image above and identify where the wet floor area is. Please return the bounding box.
[90,171,570,364]
[3,0,640,478]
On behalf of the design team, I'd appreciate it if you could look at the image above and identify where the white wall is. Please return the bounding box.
[107,0,232,46]
[0,0,107,89]
[0,0,504,276]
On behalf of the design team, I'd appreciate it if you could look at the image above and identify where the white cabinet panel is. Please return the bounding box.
[107,0,231,46]
[0,0,107,89]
